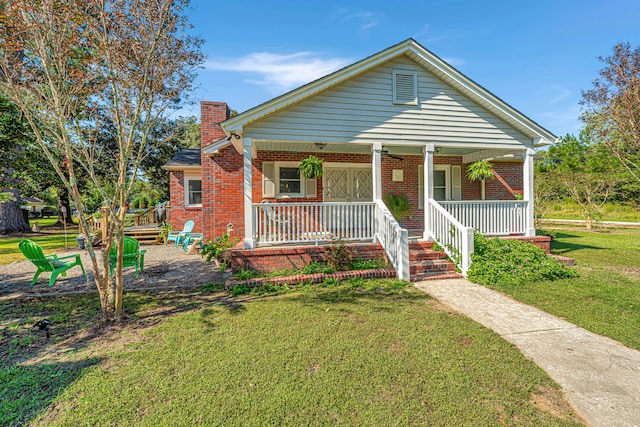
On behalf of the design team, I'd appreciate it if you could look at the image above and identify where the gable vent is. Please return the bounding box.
[393,71,417,105]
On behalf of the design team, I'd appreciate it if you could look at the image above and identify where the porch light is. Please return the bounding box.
[315,143,327,150]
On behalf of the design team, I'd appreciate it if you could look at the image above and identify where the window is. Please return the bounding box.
[393,70,418,105]
[279,167,301,195]
[262,161,316,198]
[184,175,202,206]
[417,165,461,205]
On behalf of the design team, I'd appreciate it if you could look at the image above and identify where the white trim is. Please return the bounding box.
[433,165,450,201]
[183,173,202,207]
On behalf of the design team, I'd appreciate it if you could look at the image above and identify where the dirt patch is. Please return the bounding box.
[530,385,586,425]
[617,266,640,281]
[453,336,473,346]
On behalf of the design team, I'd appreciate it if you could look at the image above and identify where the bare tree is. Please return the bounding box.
[0,0,202,320]
[581,43,640,183]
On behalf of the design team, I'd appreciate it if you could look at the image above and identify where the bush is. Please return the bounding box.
[325,240,354,271]
[467,234,577,287]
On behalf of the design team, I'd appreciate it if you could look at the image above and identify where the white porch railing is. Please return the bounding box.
[374,200,410,281]
[427,199,474,276]
[252,202,375,245]
[439,200,528,235]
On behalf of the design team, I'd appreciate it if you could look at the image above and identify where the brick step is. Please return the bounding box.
[410,259,455,275]
[412,271,463,282]
[409,250,447,262]
[409,240,435,250]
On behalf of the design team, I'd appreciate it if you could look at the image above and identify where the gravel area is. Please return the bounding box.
[0,244,229,299]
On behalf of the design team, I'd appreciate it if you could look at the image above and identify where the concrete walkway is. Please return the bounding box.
[415,279,640,427]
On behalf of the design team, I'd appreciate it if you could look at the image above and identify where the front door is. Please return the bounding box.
[324,167,373,202]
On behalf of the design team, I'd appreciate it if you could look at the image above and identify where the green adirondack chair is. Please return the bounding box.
[109,236,146,278]
[19,239,86,286]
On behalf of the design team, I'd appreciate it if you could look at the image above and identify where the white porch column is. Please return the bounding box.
[423,144,435,240]
[243,137,254,248]
[523,147,535,237]
[372,142,382,201]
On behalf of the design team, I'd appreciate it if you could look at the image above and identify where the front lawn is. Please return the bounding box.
[0,225,79,265]
[1,281,581,426]
[483,228,640,350]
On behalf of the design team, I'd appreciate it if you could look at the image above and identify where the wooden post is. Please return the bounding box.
[243,137,254,249]
[423,144,435,240]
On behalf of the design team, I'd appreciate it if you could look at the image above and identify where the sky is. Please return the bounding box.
[181,0,640,137]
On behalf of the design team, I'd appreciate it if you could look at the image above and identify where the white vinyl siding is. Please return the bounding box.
[262,161,317,199]
[245,56,529,147]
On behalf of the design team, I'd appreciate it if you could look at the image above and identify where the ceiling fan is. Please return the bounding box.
[381,149,404,161]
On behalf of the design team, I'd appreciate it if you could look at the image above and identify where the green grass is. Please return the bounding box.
[0,222,79,265]
[484,228,640,350]
[1,283,580,426]
[545,200,640,222]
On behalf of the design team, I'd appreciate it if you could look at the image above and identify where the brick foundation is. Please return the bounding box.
[231,242,387,273]
[500,235,552,253]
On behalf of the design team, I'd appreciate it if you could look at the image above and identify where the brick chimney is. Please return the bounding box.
[200,101,244,241]
[200,101,231,148]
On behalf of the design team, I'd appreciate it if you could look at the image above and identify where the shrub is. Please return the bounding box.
[467,234,577,287]
[200,232,239,265]
[325,240,354,271]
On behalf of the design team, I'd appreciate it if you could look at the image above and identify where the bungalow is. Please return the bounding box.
[163,39,555,281]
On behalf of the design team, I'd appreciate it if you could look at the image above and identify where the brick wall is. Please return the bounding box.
[168,170,204,233]
[486,161,524,200]
[231,242,387,273]
[200,101,238,240]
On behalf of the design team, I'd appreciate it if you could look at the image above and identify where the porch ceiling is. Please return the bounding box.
[254,140,520,158]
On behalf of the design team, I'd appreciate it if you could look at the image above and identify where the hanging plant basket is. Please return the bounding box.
[466,160,495,181]
[299,155,324,179]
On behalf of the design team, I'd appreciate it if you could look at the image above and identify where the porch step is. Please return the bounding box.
[413,271,463,281]
[124,227,162,244]
[409,259,455,275]
[408,242,459,282]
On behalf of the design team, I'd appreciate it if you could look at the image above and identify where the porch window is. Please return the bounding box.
[184,175,202,206]
[262,161,316,198]
[279,167,301,195]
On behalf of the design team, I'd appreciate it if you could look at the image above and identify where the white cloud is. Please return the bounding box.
[442,57,466,67]
[331,8,384,33]
[205,52,352,93]
[539,104,582,136]
[549,86,572,104]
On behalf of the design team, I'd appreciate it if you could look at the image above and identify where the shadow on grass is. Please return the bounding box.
[551,232,603,256]
[282,282,429,310]
[0,359,101,426]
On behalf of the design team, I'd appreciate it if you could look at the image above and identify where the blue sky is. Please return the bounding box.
[183,0,640,137]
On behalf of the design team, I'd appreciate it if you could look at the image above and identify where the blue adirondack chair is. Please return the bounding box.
[165,220,195,247]
[19,239,86,286]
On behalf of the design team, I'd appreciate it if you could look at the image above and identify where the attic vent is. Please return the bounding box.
[393,71,417,105]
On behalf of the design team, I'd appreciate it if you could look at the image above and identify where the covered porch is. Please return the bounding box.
[231,137,537,279]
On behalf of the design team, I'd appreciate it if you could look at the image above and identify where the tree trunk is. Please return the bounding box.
[57,186,74,225]
[0,189,30,234]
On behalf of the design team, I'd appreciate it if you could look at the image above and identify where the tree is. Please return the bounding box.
[0,0,203,320]
[581,43,640,183]
[139,115,200,201]
[538,132,618,229]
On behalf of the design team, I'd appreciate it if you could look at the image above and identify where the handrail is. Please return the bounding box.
[439,200,527,236]
[374,199,409,281]
[133,208,152,227]
[427,199,474,276]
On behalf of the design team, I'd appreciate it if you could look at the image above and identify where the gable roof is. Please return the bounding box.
[162,148,201,171]
[222,38,556,145]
